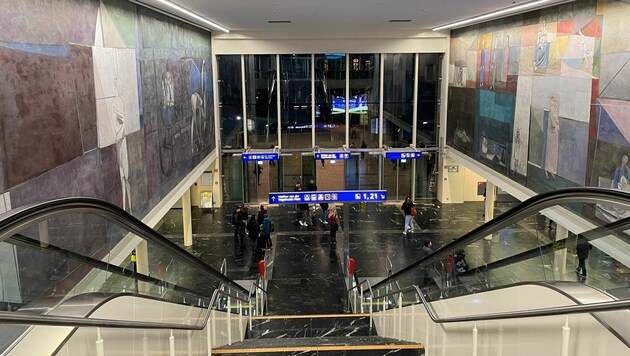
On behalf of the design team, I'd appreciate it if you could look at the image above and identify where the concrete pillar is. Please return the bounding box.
[484,182,496,240]
[183,189,193,247]
[135,240,149,294]
[554,224,569,279]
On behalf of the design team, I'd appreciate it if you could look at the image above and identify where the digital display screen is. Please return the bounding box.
[269,190,387,204]
[242,153,279,161]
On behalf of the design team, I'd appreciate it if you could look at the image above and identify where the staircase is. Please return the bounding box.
[212,314,424,355]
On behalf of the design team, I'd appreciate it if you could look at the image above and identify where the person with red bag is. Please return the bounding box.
[401,197,416,235]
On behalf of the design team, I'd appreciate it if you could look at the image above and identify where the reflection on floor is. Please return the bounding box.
[157,200,630,313]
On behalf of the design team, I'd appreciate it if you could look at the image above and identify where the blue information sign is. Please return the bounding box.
[242,153,279,161]
[269,190,387,204]
[385,151,422,160]
[315,152,352,160]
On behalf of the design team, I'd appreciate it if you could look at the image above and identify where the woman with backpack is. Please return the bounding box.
[401,197,416,235]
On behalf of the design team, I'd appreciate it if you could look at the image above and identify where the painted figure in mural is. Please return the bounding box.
[577,30,593,67]
[479,39,486,87]
[111,96,131,211]
[534,20,550,70]
[513,128,522,173]
[544,96,560,179]
[612,154,630,190]
[160,71,176,177]
[191,60,208,154]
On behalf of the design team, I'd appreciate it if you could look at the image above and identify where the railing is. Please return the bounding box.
[0,197,256,354]
[358,187,630,348]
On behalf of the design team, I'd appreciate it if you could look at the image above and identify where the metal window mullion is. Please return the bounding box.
[241,55,248,148]
[345,54,350,147]
[378,54,384,151]
[277,54,282,148]
[411,53,419,199]
[311,53,316,148]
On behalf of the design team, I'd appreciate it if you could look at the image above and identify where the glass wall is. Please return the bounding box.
[216,52,441,202]
[217,55,243,149]
[417,53,441,147]
[315,54,346,148]
[382,53,414,148]
[245,55,278,149]
[280,54,312,148]
[221,155,244,202]
[349,54,380,149]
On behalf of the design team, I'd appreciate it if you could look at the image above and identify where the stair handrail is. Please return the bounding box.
[0,286,251,331]
[365,282,630,325]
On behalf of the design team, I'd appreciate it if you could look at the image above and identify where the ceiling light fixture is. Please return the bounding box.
[432,0,576,31]
[152,0,230,32]
[388,19,412,23]
[268,20,292,24]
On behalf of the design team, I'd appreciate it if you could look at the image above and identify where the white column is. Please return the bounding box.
[38,220,49,247]
[554,224,569,278]
[484,182,496,240]
[135,240,149,293]
[183,189,193,247]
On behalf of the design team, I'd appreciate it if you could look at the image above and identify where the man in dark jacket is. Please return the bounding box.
[576,238,592,278]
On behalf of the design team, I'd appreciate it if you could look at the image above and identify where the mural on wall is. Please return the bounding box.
[138,7,214,204]
[0,0,215,215]
[590,0,630,221]
[447,0,609,193]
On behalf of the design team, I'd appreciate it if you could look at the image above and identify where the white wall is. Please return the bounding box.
[213,30,448,54]
[438,156,486,203]
[373,284,629,356]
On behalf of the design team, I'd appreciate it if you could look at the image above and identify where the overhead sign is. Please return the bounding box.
[315,152,352,160]
[269,190,387,204]
[242,153,279,161]
[385,151,422,160]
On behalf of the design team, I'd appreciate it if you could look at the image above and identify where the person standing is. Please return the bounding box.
[295,182,309,226]
[420,240,433,289]
[257,204,267,225]
[319,202,329,225]
[401,197,416,235]
[247,214,261,261]
[576,238,592,278]
[261,214,274,249]
[328,209,340,245]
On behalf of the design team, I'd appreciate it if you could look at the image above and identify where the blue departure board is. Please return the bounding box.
[269,190,387,204]
[385,151,422,160]
[242,153,279,161]
[315,152,352,160]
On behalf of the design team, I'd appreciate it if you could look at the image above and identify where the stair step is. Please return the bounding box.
[250,314,374,338]
[212,336,424,355]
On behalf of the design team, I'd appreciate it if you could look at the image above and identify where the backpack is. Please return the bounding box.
[330,220,339,232]
[410,206,417,216]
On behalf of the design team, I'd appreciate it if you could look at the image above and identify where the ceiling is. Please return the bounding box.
[165,0,533,32]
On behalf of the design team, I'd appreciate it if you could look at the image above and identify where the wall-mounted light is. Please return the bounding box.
[132,0,230,33]
[432,0,576,31]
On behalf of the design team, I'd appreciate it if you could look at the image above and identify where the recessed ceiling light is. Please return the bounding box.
[388,19,412,23]
[268,20,292,24]
[149,0,230,32]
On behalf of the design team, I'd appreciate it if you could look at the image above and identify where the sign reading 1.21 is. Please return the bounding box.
[385,151,422,160]
[269,190,387,204]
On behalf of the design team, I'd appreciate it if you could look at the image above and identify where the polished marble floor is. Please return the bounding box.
[157,200,630,313]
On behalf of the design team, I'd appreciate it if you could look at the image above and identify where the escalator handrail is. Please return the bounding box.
[0,197,249,296]
[410,284,630,324]
[372,187,630,291]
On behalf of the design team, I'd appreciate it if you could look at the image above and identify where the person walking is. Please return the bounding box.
[420,239,433,289]
[295,182,310,226]
[401,197,416,234]
[576,237,592,278]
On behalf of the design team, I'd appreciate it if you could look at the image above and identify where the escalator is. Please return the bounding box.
[2,189,630,355]
[349,188,630,355]
[0,198,263,355]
